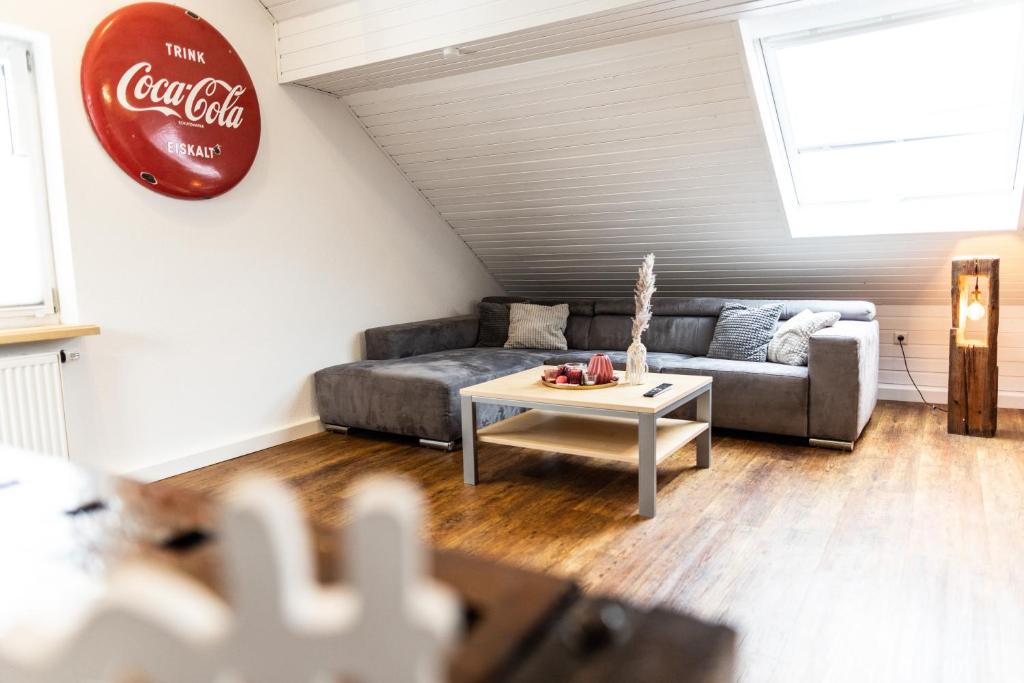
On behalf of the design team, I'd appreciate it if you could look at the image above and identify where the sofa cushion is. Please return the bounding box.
[529,299,596,317]
[707,303,783,362]
[594,298,725,317]
[508,299,592,349]
[477,301,512,347]
[542,350,692,372]
[659,356,809,437]
[506,303,570,350]
[759,299,875,322]
[588,315,633,351]
[563,315,592,351]
[366,315,479,361]
[591,297,875,321]
[315,348,550,442]
[481,295,530,305]
[645,316,717,356]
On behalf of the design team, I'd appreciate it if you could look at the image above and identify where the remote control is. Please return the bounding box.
[643,383,673,397]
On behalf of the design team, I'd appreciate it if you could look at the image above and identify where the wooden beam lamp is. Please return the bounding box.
[948,257,999,436]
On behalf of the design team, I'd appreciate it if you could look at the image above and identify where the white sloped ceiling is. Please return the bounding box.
[340,21,1023,305]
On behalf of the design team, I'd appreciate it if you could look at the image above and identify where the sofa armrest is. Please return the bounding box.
[808,320,880,443]
[364,315,479,360]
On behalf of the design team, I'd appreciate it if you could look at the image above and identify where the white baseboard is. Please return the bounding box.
[879,383,1024,409]
[129,418,325,482]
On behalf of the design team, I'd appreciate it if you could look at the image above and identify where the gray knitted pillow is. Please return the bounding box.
[707,303,784,362]
[505,303,570,350]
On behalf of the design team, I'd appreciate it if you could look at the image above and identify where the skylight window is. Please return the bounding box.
[746,2,1024,237]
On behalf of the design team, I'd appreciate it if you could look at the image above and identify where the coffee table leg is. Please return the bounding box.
[696,387,711,469]
[462,397,478,485]
[638,413,657,518]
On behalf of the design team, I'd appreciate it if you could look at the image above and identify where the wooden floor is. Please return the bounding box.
[171,401,1024,682]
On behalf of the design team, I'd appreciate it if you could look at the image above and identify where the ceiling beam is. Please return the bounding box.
[260,0,656,85]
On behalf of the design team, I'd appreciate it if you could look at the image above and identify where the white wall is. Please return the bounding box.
[876,305,1024,409]
[0,0,501,477]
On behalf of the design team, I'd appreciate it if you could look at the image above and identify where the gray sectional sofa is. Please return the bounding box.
[315,297,880,450]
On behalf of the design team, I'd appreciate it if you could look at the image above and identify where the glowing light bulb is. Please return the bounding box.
[967,299,986,321]
[966,282,986,321]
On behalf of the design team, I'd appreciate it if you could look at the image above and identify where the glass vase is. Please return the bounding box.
[625,339,648,385]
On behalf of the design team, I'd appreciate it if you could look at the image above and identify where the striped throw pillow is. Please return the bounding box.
[767,309,841,366]
[505,303,570,350]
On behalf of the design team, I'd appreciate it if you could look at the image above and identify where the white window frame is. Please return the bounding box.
[0,23,77,329]
[740,0,1024,238]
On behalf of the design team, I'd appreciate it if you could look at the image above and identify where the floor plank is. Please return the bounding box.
[169,401,1024,682]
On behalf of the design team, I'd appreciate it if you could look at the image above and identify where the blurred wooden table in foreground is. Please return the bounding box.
[0,451,735,682]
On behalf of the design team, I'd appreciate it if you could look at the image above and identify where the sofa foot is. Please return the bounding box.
[323,423,349,434]
[419,438,457,451]
[809,438,854,452]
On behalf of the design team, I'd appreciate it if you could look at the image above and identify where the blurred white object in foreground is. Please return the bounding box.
[0,475,461,683]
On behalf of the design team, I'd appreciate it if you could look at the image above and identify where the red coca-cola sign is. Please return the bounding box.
[81,3,260,199]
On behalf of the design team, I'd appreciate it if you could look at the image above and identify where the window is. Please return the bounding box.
[746,2,1024,237]
[0,36,58,326]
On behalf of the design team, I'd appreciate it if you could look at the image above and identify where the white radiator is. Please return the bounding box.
[0,352,69,458]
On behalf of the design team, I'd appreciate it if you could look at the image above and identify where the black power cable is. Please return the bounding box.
[897,336,947,413]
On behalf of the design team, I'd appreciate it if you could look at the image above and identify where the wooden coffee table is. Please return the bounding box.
[460,367,712,518]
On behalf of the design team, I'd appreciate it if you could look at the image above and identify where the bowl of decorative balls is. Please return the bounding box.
[541,356,619,390]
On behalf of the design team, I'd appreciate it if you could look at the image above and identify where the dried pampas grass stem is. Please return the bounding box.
[626,254,656,384]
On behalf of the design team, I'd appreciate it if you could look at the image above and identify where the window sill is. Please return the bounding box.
[782,192,1024,238]
[0,324,101,346]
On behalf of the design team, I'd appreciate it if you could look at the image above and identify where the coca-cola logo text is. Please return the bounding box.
[115,61,246,129]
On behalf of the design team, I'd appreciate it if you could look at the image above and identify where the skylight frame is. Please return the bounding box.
[0,61,13,155]
[741,0,1024,238]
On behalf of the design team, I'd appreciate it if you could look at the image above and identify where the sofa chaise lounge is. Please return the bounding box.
[315,297,879,450]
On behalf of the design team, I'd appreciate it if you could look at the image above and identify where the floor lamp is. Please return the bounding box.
[948,257,999,436]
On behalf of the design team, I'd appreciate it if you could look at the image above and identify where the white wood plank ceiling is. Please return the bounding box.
[341,21,1024,304]
[258,0,1023,305]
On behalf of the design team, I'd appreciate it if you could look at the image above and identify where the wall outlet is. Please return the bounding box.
[893,332,909,345]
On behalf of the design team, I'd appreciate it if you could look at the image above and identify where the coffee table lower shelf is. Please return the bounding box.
[461,368,713,518]
[476,410,708,465]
